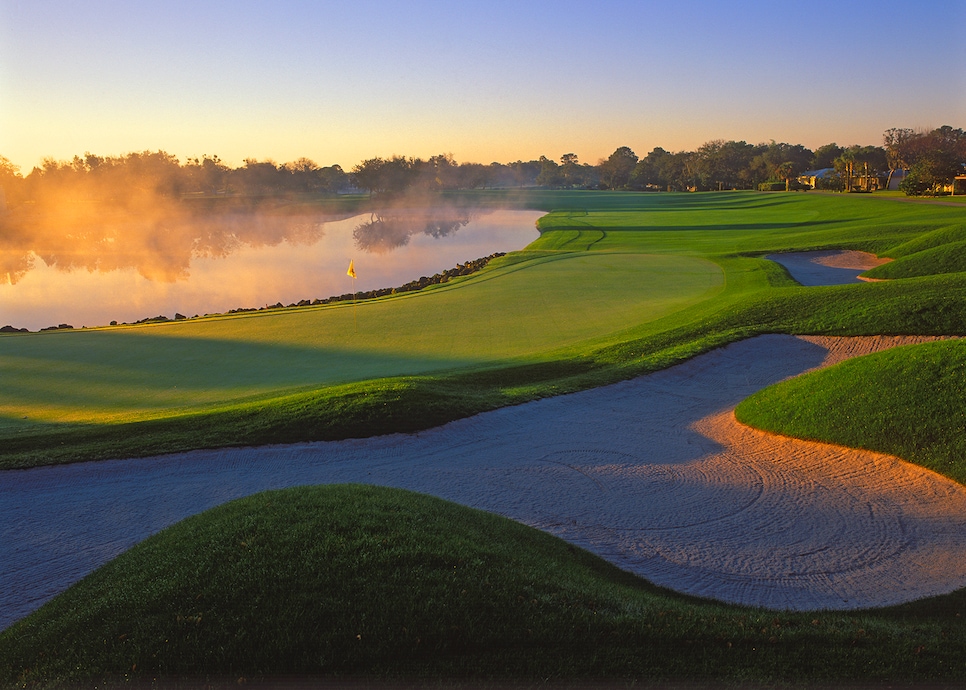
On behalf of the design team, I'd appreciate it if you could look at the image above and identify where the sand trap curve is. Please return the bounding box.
[767,250,890,285]
[3,333,966,629]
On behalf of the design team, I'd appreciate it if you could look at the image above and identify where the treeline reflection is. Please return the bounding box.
[0,200,487,285]
[352,210,478,254]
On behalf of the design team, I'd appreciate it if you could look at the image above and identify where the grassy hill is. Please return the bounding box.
[3,484,966,687]
[736,339,966,483]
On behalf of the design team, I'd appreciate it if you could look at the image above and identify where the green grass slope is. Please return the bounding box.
[864,239,966,279]
[0,252,722,428]
[879,222,966,259]
[735,339,966,483]
[4,190,966,468]
[4,484,966,686]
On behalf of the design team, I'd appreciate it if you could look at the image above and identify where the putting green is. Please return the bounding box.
[0,252,722,427]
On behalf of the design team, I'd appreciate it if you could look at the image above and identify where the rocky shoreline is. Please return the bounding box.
[1,252,505,333]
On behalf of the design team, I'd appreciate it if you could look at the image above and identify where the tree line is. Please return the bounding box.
[1,125,963,208]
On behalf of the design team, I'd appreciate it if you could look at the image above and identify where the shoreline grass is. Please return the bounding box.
[4,191,966,468]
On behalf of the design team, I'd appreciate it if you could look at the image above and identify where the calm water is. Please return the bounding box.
[0,207,541,331]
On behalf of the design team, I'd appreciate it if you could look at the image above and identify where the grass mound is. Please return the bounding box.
[864,239,966,279]
[735,340,966,483]
[880,222,966,259]
[4,485,966,686]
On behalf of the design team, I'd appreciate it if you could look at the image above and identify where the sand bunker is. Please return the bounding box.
[768,250,890,285]
[3,333,966,629]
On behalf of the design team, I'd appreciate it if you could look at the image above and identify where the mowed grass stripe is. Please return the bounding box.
[0,252,723,426]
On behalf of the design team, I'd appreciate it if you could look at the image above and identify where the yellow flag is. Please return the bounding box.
[347,259,356,278]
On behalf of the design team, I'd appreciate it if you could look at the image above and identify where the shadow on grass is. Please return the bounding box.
[0,330,481,412]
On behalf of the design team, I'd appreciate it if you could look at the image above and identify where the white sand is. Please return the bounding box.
[1,250,962,628]
[767,250,890,285]
[2,332,965,629]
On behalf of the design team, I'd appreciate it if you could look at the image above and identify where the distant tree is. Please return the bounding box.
[455,162,491,189]
[350,157,386,196]
[559,153,580,187]
[317,165,349,194]
[382,155,420,195]
[231,159,283,195]
[775,161,796,190]
[536,155,564,187]
[631,147,671,189]
[897,126,966,195]
[882,128,916,189]
[349,156,421,196]
[497,160,541,187]
[560,153,579,166]
[0,155,23,208]
[811,143,843,170]
[182,154,228,195]
[282,158,320,193]
[598,146,638,189]
[833,145,887,192]
[693,139,756,190]
[425,154,458,189]
[749,142,813,186]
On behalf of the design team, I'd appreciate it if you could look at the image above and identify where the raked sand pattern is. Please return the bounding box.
[2,252,965,629]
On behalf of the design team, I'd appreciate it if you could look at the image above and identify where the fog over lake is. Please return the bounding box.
[0,206,541,331]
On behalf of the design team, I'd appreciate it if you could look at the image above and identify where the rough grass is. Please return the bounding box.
[4,484,966,687]
[880,222,966,258]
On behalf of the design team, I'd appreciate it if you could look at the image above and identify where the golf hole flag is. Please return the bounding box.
[347,260,356,278]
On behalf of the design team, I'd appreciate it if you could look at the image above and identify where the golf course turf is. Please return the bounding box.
[3,191,966,468]
[3,190,966,686]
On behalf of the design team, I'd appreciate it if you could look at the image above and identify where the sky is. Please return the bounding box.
[1,0,964,172]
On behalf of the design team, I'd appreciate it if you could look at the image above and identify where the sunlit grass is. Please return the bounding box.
[0,252,722,428]
[6,190,966,685]
[3,189,966,467]
[736,340,966,483]
[865,239,966,279]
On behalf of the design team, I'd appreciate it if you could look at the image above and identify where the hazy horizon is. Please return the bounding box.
[2,0,963,173]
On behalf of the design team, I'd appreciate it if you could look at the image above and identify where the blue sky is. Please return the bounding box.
[1,0,963,171]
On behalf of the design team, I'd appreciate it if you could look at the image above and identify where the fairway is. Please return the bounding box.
[5,190,966,686]
[3,189,966,463]
[0,251,722,427]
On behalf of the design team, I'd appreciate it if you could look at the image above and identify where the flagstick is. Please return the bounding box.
[347,259,358,333]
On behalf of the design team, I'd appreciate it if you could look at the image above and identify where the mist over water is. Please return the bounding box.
[0,202,540,331]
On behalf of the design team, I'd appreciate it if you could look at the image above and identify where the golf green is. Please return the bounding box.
[0,252,722,428]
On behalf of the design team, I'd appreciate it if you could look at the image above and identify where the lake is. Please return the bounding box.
[0,205,542,331]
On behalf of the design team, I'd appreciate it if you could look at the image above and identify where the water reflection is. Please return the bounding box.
[353,209,475,254]
[0,204,540,331]
[0,201,345,285]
